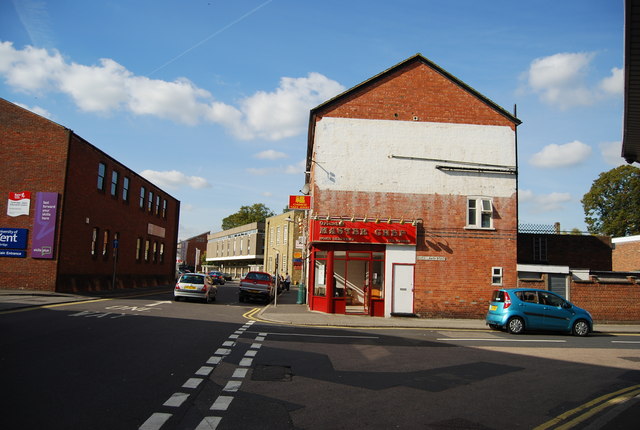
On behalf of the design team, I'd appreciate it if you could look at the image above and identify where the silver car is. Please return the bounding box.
[174,273,217,303]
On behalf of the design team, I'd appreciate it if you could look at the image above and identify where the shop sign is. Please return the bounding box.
[32,192,58,259]
[0,228,28,250]
[7,191,31,217]
[418,256,446,261]
[289,195,311,210]
[310,219,416,245]
[0,249,26,258]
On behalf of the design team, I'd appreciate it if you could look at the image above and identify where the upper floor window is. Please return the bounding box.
[110,171,119,197]
[162,199,167,218]
[467,197,493,229]
[97,163,106,191]
[155,195,161,215]
[139,187,146,209]
[533,237,548,262]
[122,177,130,202]
[148,191,153,212]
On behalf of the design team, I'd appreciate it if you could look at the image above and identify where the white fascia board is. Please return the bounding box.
[206,255,263,262]
[517,264,570,274]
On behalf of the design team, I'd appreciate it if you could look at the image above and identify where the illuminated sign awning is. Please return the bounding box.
[310,219,416,245]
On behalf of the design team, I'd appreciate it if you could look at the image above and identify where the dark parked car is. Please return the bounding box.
[208,271,225,285]
[486,288,592,336]
[239,271,275,303]
[223,273,233,281]
[174,273,217,303]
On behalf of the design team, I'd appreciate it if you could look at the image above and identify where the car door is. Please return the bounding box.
[515,291,545,330]
[539,291,572,331]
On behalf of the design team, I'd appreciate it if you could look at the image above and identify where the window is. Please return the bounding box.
[492,267,503,286]
[314,258,327,296]
[91,228,99,256]
[248,238,251,254]
[97,163,106,191]
[533,236,547,262]
[102,230,109,257]
[152,241,158,263]
[270,228,274,245]
[110,171,119,196]
[162,199,167,218]
[284,225,288,244]
[159,243,165,263]
[276,227,280,245]
[148,191,153,212]
[136,238,142,261]
[155,195,160,215]
[144,240,150,261]
[122,177,130,202]
[467,197,493,229]
[139,187,146,209]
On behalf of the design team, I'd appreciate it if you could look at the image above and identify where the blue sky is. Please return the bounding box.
[1,0,633,240]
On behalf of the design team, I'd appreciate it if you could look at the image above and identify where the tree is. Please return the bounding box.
[221,203,275,230]
[581,165,640,236]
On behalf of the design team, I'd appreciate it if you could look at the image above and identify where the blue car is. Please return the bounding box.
[486,288,593,336]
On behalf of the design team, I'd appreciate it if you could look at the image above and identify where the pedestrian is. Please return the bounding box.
[284,273,291,291]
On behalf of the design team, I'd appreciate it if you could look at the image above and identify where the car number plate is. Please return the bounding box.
[250,289,261,293]
[184,285,197,290]
[489,305,497,311]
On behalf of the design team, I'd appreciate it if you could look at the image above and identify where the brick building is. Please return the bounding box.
[612,235,640,271]
[0,98,179,292]
[303,54,521,318]
[177,232,209,273]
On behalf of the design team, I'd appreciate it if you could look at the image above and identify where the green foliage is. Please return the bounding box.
[581,165,640,236]
[221,203,275,230]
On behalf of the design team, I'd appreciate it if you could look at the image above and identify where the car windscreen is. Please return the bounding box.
[247,272,271,281]
[181,275,204,284]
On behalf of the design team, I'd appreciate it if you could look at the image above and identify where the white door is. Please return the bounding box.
[392,264,414,314]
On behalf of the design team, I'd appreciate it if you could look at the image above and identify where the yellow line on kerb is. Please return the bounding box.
[534,384,640,430]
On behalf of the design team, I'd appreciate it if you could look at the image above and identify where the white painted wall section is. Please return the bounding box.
[313,117,516,198]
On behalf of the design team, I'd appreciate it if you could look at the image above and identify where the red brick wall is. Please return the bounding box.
[56,135,180,291]
[0,99,69,291]
[570,280,640,322]
[612,240,640,271]
[315,61,516,130]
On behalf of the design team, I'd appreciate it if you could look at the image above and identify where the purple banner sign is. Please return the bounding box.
[31,192,58,259]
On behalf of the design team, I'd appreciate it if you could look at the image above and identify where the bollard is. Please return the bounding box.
[296,283,306,304]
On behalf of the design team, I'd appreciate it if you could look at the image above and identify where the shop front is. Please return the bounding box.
[307,219,417,317]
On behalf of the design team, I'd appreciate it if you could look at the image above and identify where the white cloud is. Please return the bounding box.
[0,42,345,139]
[523,52,621,109]
[530,140,592,168]
[255,149,287,160]
[599,67,624,95]
[519,189,572,212]
[140,170,211,190]
[284,159,306,174]
[599,141,627,166]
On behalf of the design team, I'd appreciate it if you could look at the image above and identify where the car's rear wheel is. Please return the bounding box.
[572,319,590,337]
[507,317,524,334]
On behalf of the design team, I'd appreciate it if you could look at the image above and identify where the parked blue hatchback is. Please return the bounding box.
[486,288,593,336]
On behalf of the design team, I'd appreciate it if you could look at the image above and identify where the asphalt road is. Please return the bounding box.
[1,283,639,429]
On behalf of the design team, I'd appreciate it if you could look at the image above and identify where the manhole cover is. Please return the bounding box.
[252,364,293,381]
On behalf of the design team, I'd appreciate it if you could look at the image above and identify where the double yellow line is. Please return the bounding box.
[535,384,640,429]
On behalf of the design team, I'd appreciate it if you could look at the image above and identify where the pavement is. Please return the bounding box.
[1,285,639,334]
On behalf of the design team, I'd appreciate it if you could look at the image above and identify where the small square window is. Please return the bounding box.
[492,267,503,286]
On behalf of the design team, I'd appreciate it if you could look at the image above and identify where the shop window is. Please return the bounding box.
[122,177,130,202]
[144,240,150,262]
[97,163,106,191]
[139,187,146,209]
[314,259,327,297]
[371,260,384,299]
[91,228,99,256]
[152,241,158,263]
[492,267,503,285]
[467,197,493,229]
[110,170,119,197]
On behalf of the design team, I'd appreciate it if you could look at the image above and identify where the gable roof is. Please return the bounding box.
[306,53,521,173]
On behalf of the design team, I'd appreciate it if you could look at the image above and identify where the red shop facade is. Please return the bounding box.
[308,219,417,317]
